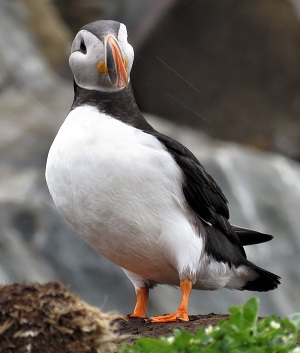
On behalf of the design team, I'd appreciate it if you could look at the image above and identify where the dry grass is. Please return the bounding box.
[0,281,122,353]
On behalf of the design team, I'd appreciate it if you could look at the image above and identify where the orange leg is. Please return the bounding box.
[150,279,192,322]
[127,287,149,318]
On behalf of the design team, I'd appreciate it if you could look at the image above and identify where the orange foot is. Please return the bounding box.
[149,311,189,323]
[125,286,149,319]
[150,279,192,323]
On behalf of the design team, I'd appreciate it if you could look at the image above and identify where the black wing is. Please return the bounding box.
[152,131,246,256]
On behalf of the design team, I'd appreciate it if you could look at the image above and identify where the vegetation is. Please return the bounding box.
[120,298,300,353]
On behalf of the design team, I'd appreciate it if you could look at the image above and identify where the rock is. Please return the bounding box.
[131,0,300,159]
[52,0,176,48]
[21,0,72,71]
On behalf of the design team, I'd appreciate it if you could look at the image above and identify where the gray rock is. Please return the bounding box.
[131,0,300,159]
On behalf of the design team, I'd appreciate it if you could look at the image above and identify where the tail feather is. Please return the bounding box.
[233,225,273,246]
[243,263,281,292]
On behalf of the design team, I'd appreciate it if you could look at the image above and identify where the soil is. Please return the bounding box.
[114,313,228,345]
[0,281,238,352]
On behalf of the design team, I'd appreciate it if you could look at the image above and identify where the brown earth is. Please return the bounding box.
[0,282,228,353]
[114,313,228,346]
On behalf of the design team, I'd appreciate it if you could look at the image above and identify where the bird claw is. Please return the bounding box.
[176,315,185,322]
[148,312,189,323]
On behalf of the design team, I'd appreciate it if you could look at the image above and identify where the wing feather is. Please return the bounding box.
[151,131,246,255]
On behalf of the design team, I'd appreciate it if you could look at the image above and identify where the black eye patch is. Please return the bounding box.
[80,40,87,54]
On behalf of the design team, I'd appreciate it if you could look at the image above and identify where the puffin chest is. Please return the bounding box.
[46,105,185,241]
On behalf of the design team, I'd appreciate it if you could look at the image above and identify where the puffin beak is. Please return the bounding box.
[103,34,128,88]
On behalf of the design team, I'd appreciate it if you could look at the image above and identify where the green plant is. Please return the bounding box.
[120,298,300,353]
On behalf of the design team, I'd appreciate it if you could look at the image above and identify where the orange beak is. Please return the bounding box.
[103,34,128,88]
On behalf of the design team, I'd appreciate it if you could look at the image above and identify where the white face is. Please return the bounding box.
[69,23,134,92]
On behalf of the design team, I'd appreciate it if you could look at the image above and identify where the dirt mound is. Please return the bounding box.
[0,282,120,353]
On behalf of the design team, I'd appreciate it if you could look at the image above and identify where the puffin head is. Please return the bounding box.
[69,20,133,92]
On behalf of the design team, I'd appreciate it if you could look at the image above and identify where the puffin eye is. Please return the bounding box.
[80,40,87,54]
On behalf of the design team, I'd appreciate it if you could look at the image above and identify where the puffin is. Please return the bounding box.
[45,20,280,322]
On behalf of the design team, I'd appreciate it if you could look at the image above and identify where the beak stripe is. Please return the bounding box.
[104,35,128,88]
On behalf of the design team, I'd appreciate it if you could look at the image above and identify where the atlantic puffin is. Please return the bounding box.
[45,20,280,322]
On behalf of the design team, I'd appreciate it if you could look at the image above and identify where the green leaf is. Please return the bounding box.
[228,297,259,332]
[132,338,170,353]
[287,313,300,332]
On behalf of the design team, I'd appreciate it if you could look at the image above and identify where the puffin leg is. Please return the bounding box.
[150,279,192,322]
[127,286,149,318]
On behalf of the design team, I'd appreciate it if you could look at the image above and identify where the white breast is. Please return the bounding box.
[45,105,203,285]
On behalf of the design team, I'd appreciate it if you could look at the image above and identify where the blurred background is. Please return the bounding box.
[0,0,299,317]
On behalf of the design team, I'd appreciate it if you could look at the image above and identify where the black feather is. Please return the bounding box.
[242,264,281,291]
[233,226,273,246]
[151,130,247,257]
